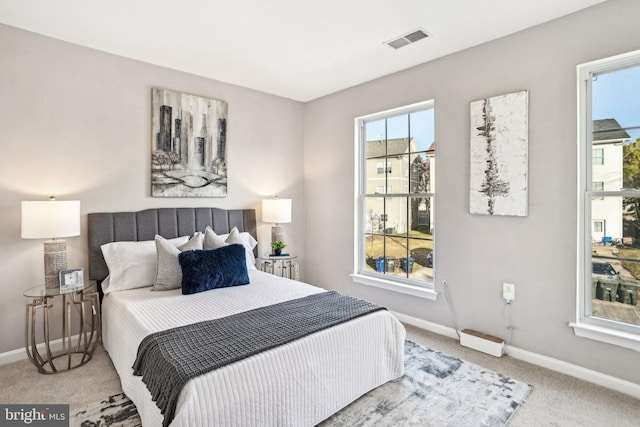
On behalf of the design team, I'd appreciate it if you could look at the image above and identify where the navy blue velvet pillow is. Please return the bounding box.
[179,244,250,295]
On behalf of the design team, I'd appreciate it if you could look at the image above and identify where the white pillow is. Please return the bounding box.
[101,235,189,294]
[204,226,257,270]
[152,232,204,291]
[203,226,229,250]
[225,227,258,270]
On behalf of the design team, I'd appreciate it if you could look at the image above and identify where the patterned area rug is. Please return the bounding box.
[72,340,532,427]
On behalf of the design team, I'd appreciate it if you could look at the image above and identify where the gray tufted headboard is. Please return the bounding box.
[88,207,257,283]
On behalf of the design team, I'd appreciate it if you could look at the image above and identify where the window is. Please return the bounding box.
[593,221,603,233]
[592,148,604,165]
[592,181,604,200]
[575,50,640,350]
[376,161,392,174]
[353,100,436,299]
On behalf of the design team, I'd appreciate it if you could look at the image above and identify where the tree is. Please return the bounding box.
[168,151,181,170]
[152,151,170,171]
[623,138,640,235]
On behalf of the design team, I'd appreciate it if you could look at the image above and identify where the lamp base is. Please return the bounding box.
[44,239,67,289]
[271,225,284,244]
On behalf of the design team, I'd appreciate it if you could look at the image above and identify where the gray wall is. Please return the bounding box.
[0,24,305,354]
[303,0,640,383]
[2,0,639,386]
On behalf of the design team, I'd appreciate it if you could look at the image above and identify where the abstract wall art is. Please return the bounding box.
[151,88,228,197]
[469,90,528,216]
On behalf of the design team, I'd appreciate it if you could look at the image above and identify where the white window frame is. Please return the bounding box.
[352,100,437,301]
[573,49,640,351]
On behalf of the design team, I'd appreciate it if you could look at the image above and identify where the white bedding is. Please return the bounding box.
[102,270,406,426]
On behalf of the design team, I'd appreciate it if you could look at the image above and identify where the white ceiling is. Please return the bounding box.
[0,0,606,102]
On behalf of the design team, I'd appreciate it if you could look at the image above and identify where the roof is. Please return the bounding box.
[366,138,415,157]
[593,118,631,142]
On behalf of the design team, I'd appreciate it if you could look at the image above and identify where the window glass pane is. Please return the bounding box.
[364,157,387,194]
[592,64,640,142]
[364,197,385,235]
[593,64,640,189]
[407,152,431,193]
[383,197,407,235]
[591,196,622,244]
[409,109,435,153]
[364,119,386,158]
[364,234,384,272]
[409,196,434,235]
[387,114,409,147]
[590,196,640,326]
[407,237,433,283]
[623,140,640,191]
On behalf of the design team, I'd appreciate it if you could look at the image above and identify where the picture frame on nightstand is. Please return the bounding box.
[59,267,84,293]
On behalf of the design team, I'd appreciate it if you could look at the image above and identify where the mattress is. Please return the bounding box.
[102,270,406,426]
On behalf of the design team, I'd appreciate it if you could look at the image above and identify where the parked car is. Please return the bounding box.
[426,251,433,268]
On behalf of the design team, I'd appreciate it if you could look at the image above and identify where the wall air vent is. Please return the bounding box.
[386,29,430,49]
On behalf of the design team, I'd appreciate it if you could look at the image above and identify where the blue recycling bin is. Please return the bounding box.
[375,257,385,272]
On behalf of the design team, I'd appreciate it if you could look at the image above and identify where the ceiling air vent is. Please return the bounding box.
[386,29,430,49]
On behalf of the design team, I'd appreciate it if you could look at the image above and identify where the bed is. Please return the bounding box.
[88,207,406,426]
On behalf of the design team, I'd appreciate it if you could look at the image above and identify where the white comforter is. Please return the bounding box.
[102,270,406,426]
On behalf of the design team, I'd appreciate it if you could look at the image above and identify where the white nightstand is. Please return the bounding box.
[258,255,299,280]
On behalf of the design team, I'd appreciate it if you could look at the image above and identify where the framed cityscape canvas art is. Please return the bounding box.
[469,90,528,216]
[151,88,228,197]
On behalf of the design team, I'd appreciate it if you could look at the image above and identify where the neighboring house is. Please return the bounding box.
[591,118,630,243]
[365,138,432,234]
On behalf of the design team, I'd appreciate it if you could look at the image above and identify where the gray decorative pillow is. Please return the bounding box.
[203,226,229,250]
[203,226,257,270]
[152,232,204,291]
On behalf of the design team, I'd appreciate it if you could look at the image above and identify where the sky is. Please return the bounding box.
[592,64,640,142]
[365,108,435,152]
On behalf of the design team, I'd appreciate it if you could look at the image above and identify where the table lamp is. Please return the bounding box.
[21,197,81,288]
[262,197,291,244]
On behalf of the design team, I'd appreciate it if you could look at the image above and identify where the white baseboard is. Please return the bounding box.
[505,345,640,399]
[0,335,81,367]
[392,310,640,400]
[391,310,460,339]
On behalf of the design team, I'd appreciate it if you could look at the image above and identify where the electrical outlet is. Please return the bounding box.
[503,282,515,301]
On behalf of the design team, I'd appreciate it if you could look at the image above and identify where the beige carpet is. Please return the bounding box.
[1,324,638,426]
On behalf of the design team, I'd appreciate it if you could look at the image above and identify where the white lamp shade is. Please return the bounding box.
[21,200,81,239]
[262,198,292,224]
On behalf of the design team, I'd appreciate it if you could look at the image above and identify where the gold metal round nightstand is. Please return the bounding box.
[23,281,100,374]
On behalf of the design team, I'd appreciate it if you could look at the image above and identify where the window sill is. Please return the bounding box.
[569,322,640,352]
[351,273,438,300]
